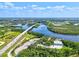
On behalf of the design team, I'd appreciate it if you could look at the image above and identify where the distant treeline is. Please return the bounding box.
[0,18,79,25]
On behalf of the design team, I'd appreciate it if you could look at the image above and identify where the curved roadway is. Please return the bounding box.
[8,38,40,57]
[0,25,35,56]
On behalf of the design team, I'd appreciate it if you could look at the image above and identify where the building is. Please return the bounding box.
[53,39,63,49]
[74,23,79,26]
[37,39,63,49]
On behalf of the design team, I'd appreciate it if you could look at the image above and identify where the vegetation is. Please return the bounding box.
[46,21,79,35]
[0,31,21,49]
[28,31,44,38]
[0,25,23,49]
[0,19,79,57]
[17,34,79,57]
[17,38,79,57]
[62,40,79,56]
[34,23,40,28]
[1,31,44,57]
[39,36,54,46]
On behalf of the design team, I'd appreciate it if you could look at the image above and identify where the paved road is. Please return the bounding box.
[14,38,40,56]
[0,25,35,56]
[8,37,26,57]
[8,38,40,57]
[8,48,14,57]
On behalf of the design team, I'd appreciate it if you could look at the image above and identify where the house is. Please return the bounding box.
[74,23,79,26]
[53,39,63,49]
[37,39,63,49]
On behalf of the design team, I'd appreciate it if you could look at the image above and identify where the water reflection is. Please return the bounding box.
[32,24,79,42]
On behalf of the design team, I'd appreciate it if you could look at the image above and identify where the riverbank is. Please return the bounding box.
[46,21,79,35]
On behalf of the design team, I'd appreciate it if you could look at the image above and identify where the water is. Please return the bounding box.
[22,24,29,30]
[15,24,29,30]
[32,24,79,42]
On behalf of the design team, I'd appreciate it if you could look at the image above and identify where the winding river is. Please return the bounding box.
[32,24,79,42]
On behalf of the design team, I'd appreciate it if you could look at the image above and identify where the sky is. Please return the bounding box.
[0,2,79,17]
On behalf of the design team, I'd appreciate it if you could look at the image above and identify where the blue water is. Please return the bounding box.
[22,24,29,29]
[15,24,29,30]
[32,24,79,42]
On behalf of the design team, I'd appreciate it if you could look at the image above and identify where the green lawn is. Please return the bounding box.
[1,32,40,57]
[0,25,23,50]
[0,31,21,49]
[46,21,79,35]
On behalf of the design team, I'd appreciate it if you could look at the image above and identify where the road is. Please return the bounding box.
[0,25,35,56]
[8,37,26,57]
[8,38,40,57]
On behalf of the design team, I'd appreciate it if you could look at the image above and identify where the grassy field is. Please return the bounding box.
[0,31,21,49]
[1,32,41,57]
[0,26,23,49]
[46,21,79,35]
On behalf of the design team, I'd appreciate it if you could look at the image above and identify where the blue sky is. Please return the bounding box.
[0,2,79,17]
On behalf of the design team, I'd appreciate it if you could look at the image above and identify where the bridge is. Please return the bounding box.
[0,25,35,56]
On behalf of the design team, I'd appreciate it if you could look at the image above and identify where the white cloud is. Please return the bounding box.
[0,2,14,9]
[46,6,52,9]
[33,7,46,10]
[52,5,66,11]
[53,5,65,9]
[66,7,79,10]
[30,5,67,11]
[28,10,33,12]
[23,6,27,9]
[1,3,79,13]
[4,2,14,7]
[31,5,38,7]
[0,3,66,11]
[38,7,46,10]
[31,4,46,10]
[0,2,27,10]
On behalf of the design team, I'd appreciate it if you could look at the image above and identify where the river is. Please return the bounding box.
[32,24,79,42]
